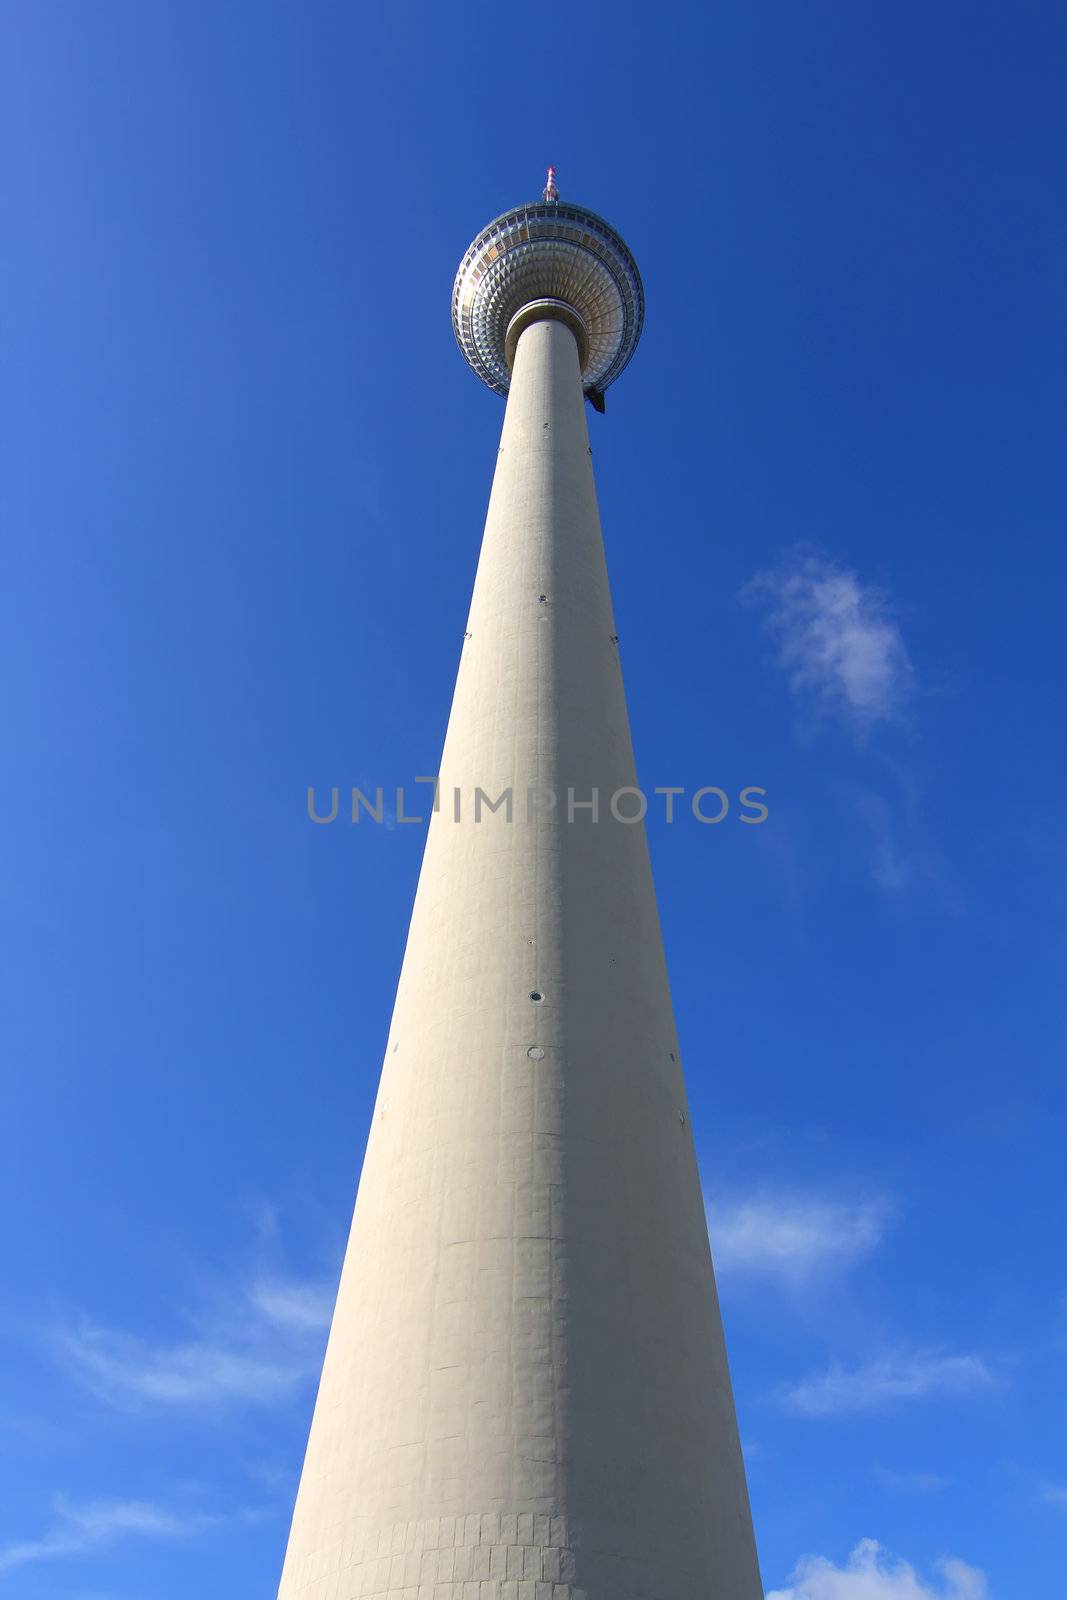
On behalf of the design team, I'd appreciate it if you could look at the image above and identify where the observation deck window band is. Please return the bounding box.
[504,299,590,370]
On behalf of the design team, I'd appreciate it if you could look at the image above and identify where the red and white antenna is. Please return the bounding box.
[543,165,559,203]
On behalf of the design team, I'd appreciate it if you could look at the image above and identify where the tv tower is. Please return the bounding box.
[277,173,763,1600]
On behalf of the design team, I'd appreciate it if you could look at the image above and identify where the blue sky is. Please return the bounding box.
[2,3,1065,1596]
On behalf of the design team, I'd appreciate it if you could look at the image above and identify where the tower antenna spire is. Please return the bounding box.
[543,164,559,202]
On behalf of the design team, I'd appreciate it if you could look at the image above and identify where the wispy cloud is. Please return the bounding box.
[56,1269,334,1412]
[779,1351,995,1417]
[849,778,961,908]
[708,1191,888,1288]
[746,553,913,733]
[874,1465,952,1493]
[853,788,915,893]
[249,1277,336,1334]
[1041,1484,1067,1510]
[766,1538,987,1600]
[0,1496,216,1576]
[58,1323,311,1408]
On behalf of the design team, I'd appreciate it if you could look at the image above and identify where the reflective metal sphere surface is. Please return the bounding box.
[452,199,643,397]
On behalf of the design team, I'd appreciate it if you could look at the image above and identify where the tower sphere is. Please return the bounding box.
[452,180,644,398]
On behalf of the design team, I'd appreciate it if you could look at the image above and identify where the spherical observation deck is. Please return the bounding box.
[452,177,643,400]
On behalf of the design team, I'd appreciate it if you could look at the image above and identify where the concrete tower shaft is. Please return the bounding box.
[276,313,763,1599]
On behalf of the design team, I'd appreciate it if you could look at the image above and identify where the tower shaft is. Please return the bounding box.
[278,316,762,1599]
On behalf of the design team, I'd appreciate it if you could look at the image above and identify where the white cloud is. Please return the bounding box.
[0,1496,216,1575]
[57,1269,334,1412]
[249,1276,336,1333]
[1041,1484,1067,1509]
[747,554,913,731]
[780,1351,994,1417]
[58,1322,312,1408]
[708,1192,888,1287]
[766,1539,987,1600]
